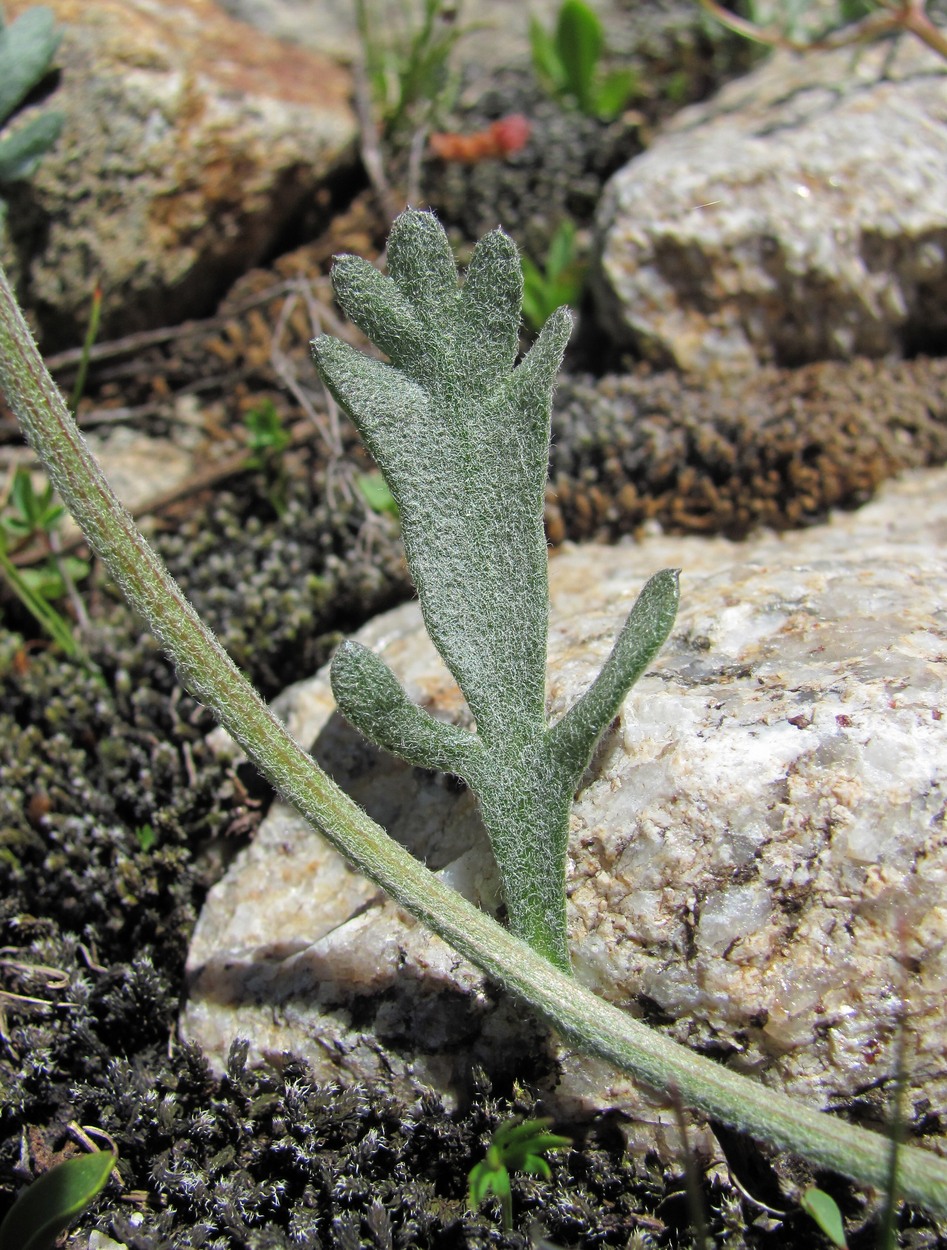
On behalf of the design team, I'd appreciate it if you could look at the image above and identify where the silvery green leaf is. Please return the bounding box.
[313,210,679,970]
[0,110,62,183]
[0,7,62,123]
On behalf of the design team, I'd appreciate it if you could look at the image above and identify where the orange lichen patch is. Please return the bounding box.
[429,114,531,163]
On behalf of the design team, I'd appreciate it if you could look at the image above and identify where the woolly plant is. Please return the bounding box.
[6,212,947,1217]
[312,209,679,971]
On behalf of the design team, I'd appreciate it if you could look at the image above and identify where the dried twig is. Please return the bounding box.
[269,284,345,464]
[42,279,306,374]
[353,57,402,224]
[697,0,947,60]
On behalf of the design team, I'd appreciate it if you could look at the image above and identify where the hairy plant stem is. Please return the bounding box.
[2,261,946,1216]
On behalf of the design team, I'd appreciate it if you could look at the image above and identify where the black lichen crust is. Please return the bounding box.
[154,463,411,701]
[3,987,684,1250]
[0,624,235,972]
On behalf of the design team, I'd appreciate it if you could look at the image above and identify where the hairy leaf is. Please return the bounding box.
[313,210,678,969]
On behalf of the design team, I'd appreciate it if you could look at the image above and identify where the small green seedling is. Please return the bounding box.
[356,469,400,518]
[243,398,291,515]
[243,397,291,461]
[530,0,637,119]
[0,465,87,655]
[0,5,63,221]
[468,1117,570,1231]
[2,461,64,540]
[0,1148,115,1250]
[355,0,470,136]
[312,210,679,971]
[521,219,586,333]
[801,1186,848,1248]
[134,822,157,853]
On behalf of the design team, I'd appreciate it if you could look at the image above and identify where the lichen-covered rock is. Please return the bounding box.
[183,468,947,1148]
[594,37,947,370]
[1,0,356,349]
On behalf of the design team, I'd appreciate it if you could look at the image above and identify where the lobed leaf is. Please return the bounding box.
[327,254,426,368]
[313,210,677,969]
[457,228,522,386]
[549,567,680,771]
[386,206,459,312]
[330,638,481,778]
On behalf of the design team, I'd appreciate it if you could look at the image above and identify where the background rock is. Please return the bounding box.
[184,468,947,1148]
[594,37,947,371]
[1,0,356,349]
[212,0,704,71]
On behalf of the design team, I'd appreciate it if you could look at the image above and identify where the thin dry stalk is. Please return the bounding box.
[697,0,947,59]
[353,58,402,224]
[269,284,344,465]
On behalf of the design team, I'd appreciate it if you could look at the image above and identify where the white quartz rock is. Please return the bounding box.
[183,469,947,1144]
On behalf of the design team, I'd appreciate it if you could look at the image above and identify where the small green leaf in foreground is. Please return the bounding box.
[0,1149,116,1250]
[468,1117,570,1230]
[800,1185,849,1248]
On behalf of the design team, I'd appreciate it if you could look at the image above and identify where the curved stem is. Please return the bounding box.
[2,262,947,1216]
